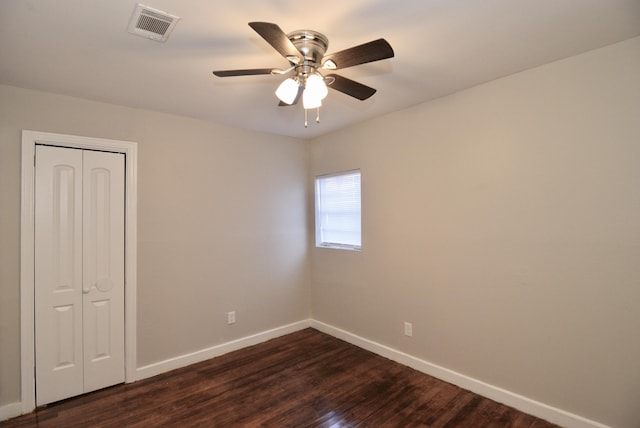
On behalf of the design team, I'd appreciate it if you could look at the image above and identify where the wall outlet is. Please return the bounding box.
[404,321,413,337]
[227,311,236,325]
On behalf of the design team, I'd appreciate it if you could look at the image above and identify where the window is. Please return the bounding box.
[315,170,361,250]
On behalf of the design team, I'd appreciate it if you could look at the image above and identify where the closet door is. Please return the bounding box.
[35,145,125,405]
[35,146,84,405]
[82,149,125,393]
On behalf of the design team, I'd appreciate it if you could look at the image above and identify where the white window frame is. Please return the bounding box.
[315,169,361,251]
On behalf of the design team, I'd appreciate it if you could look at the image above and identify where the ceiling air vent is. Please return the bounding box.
[127,3,179,42]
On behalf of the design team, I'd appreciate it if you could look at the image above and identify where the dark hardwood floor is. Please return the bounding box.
[1,328,559,427]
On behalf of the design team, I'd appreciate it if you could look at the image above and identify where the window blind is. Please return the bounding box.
[315,170,361,250]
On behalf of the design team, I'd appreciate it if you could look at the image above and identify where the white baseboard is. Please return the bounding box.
[0,402,23,423]
[2,318,611,428]
[310,320,610,428]
[2,320,311,422]
[135,320,311,381]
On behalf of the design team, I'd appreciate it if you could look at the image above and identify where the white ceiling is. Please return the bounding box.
[1,0,639,139]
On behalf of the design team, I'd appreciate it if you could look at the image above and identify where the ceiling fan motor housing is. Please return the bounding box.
[287,30,328,67]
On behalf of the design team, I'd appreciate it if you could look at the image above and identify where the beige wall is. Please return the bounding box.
[309,37,640,428]
[0,85,310,405]
[2,35,639,427]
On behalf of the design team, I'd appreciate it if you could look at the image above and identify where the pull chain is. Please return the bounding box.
[303,108,321,127]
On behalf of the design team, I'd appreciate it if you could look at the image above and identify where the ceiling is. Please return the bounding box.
[1,0,639,140]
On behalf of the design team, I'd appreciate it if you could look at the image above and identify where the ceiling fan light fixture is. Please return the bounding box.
[275,77,299,105]
[305,73,328,100]
[302,88,323,109]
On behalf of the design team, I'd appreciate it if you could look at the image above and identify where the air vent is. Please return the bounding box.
[127,3,179,42]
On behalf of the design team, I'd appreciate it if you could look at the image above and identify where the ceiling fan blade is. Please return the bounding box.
[248,22,302,64]
[322,39,394,70]
[326,74,377,100]
[212,68,274,77]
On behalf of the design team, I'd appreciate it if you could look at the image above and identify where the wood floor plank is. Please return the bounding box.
[1,329,559,428]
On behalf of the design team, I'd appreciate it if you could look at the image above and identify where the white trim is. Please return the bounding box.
[0,403,22,423]
[314,169,362,251]
[20,130,138,415]
[19,139,36,413]
[7,316,611,427]
[136,320,311,380]
[310,320,610,428]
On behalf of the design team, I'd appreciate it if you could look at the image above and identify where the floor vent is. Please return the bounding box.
[127,3,179,42]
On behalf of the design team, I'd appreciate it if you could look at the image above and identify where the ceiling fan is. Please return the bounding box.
[212,22,394,127]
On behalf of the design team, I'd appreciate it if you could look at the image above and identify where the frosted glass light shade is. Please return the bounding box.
[303,88,322,109]
[303,74,327,109]
[275,78,299,104]
[306,74,328,100]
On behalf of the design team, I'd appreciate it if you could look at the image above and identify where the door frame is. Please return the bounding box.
[20,130,138,413]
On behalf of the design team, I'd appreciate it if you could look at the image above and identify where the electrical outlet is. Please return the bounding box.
[227,311,236,325]
[404,321,413,337]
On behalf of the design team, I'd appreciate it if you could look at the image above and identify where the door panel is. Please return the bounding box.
[82,150,125,392]
[35,146,84,405]
[52,304,76,368]
[35,146,125,405]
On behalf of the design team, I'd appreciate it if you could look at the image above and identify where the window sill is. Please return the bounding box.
[316,243,361,251]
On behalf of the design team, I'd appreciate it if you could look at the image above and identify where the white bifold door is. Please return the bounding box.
[35,145,125,405]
